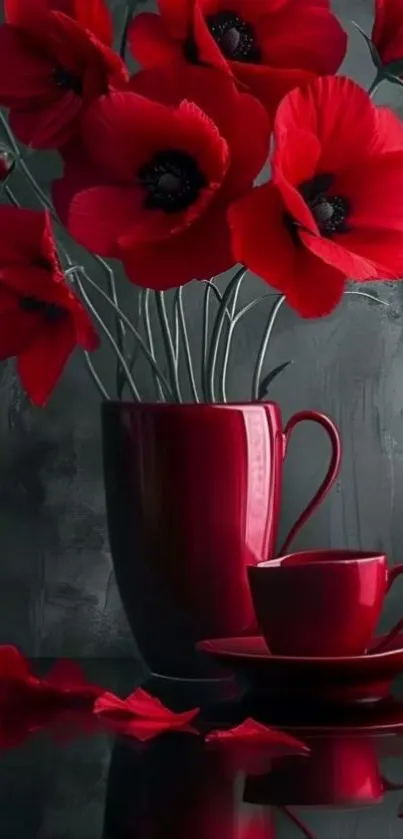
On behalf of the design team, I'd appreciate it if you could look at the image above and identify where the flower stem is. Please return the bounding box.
[368,73,384,98]
[67,267,173,399]
[252,295,286,402]
[201,282,213,401]
[144,290,166,401]
[72,271,142,402]
[221,293,275,402]
[83,351,111,400]
[155,291,182,401]
[175,286,200,402]
[119,4,133,58]
[207,266,248,402]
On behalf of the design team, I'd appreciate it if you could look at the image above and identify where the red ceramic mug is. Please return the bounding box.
[248,550,403,657]
[103,403,341,678]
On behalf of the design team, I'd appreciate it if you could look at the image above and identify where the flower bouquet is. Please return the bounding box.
[0,0,400,404]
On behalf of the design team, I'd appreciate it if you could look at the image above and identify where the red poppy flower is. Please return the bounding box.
[0,9,128,149]
[4,0,113,46]
[54,66,270,289]
[229,76,403,318]
[372,0,403,73]
[129,0,346,116]
[0,206,98,405]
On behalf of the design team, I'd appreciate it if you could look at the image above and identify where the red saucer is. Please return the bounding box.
[197,634,403,705]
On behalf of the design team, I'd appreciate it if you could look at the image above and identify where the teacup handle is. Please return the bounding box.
[278,411,342,556]
[369,564,403,654]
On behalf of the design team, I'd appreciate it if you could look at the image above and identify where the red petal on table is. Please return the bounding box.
[103,715,198,743]
[206,718,310,752]
[0,646,32,682]
[44,660,102,698]
[94,688,199,726]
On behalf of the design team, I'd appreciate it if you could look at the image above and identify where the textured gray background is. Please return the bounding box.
[0,0,402,656]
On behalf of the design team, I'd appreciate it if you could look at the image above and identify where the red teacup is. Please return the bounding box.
[247,550,403,657]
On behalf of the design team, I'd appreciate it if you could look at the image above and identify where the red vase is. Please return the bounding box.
[102,403,341,679]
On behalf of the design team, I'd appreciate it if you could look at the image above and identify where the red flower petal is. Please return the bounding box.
[53,142,105,225]
[206,718,310,751]
[10,93,82,150]
[5,0,113,44]
[71,0,113,46]
[0,207,59,267]
[283,247,346,318]
[374,106,403,153]
[129,64,269,198]
[17,317,76,406]
[159,0,194,38]
[0,24,55,106]
[0,646,32,682]
[274,77,381,174]
[83,92,228,188]
[94,687,199,726]
[216,92,270,200]
[272,129,320,233]
[233,63,316,118]
[199,0,287,17]
[193,1,231,73]
[68,185,143,256]
[258,2,346,74]
[372,0,403,65]
[102,715,197,742]
[123,201,234,289]
[302,227,403,282]
[229,182,346,318]
[129,12,184,67]
[229,182,296,289]
[44,661,102,700]
[336,155,403,233]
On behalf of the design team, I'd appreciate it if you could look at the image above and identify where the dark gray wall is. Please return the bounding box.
[0,0,402,656]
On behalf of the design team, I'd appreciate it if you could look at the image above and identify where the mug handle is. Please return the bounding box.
[369,564,403,655]
[278,411,342,556]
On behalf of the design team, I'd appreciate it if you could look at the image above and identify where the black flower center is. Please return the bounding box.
[19,296,66,323]
[206,10,261,62]
[299,173,350,237]
[138,149,207,214]
[53,65,83,96]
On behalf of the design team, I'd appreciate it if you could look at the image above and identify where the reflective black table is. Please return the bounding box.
[3,659,403,839]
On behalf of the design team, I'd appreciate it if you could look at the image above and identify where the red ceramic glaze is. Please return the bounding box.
[248,550,403,658]
[244,735,403,807]
[102,403,340,678]
[197,633,403,704]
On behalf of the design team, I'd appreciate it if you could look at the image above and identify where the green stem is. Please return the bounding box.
[155,292,182,402]
[73,272,142,402]
[119,4,133,58]
[175,286,200,402]
[221,293,274,402]
[201,282,213,401]
[144,290,166,401]
[67,267,173,399]
[207,266,247,402]
[83,351,110,400]
[252,295,286,402]
[368,73,384,98]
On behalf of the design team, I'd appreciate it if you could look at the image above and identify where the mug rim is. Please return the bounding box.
[250,550,386,570]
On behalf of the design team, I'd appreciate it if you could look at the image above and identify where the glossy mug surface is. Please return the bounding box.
[103,403,340,678]
[248,550,403,657]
